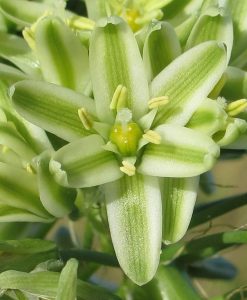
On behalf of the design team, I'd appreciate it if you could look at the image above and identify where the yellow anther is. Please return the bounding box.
[120,160,136,176]
[110,85,128,111]
[26,163,36,174]
[78,108,93,130]
[1,145,8,154]
[226,99,247,117]
[148,96,169,109]
[143,130,161,144]
[67,16,95,30]
[123,9,141,32]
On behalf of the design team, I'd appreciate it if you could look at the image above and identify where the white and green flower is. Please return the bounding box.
[9,14,230,285]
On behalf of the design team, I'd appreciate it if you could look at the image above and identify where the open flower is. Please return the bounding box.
[10,16,227,285]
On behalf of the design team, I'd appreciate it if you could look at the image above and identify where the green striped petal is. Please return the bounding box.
[185,6,233,62]
[228,0,247,61]
[104,174,162,285]
[36,151,77,218]
[175,13,198,49]
[11,80,96,142]
[35,17,90,93]
[84,0,108,20]
[139,124,220,177]
[186,98,228,136]
[56,259,78,300]
[143,21,181,81]
[150,41,227,127]
[214,118,247,147]
[89,17,149,123]
[51,134,122,188]
[0,63,28,86]
[0,205,53,223]
[221,66,247,100]
[0,0,48,27]
[0,122,36,161]
[162,176,199,244]
[0,162,52,219]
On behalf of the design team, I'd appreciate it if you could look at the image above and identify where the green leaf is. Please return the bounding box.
[36,151,76,218]
[221,66,247,100]
[186,98,228,136]
[11,80,96,142]
[0,270,121,300]
[185,6,233,62]
[190,192,247,228]
[104,174,162,285]
[139,124,220,177]
[0,239,56,254]
[35,17,90,93]
[143,21,181,81]
[151,41,227,127]
[0,0,48,27]
[162,176,199,244]
[89,17,149,123]
[0,162,52,220]
[51,134,122,188]
[178,230,247,263]
[56,259,78,300]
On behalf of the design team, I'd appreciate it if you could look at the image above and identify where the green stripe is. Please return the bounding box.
[145,144,204,164]
[45,20,75,90]
[65,151,115,176]
[15,90,89,136]
[153,47,219,126]
[119,174,149,280]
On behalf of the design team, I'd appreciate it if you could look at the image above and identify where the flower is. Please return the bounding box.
[9,15,229,285]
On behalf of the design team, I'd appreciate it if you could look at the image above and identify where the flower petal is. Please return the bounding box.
[11,80,96,141]
[143,21,181,81]
[185,6,233,63]
[36,151,77,218]
[138,124,220,177]
[104,173,162,285]
[162,176,199,244]
[89,17,149,123]
[35,17,90,93]
[0,0,48,27]
[186,98,228,136]
[0,162,52,219]
[50,134,122,188]
[150,41,227,127]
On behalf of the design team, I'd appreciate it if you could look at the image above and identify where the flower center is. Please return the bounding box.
[109,108,142,156]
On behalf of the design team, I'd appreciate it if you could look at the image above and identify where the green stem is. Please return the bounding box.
[59,249,119,267]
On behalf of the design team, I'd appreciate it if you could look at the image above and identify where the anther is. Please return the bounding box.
[26,163,36,174]
[78,108,93,130]
[120,160,136,176]
[148,96,169,109]
[143,130,161,144]
[67,16,95,30]
[110,85,128,111]
[226,99,247,117]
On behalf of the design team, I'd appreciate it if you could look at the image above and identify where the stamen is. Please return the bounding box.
[26,163,36,174]
[110,85,128,111]
[78,108,93,130]
[143,130,161,144]
[120,160,136,176]
[148,96,169,109]
[67,16,95,30]
[226,99,247,117]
